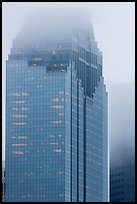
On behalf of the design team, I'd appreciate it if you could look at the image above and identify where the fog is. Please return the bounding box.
[2,3,135,161]
[109,82,135,167]
[14,8,94,46]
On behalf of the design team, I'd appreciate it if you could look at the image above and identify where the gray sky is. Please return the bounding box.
[2,2,135,160]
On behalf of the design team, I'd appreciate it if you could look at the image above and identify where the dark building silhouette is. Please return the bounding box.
[110,143,135,202]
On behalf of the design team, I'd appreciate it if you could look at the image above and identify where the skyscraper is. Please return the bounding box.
[5,10,108,202]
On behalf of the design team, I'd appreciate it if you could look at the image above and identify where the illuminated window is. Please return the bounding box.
[12,122,27,126]
[18,136,28,139]
[22,194,32,198]
[49,141,64,145]
[25,77,34,81]
[10,93,20,96]
[50,98,60,102]
[52,149,62,153]
[59,91,64,94]
[10,114,28,118]
[12,107,19,110]
[50,105,64,109]
[51,120,62,124]
[12,151,24,155]
[21,93,29,96]
[49,142,59,145]
[12,144,27,146]
[12,100,26,104]
[21,107,28,111]
[12,107,28,111]
[58,134,62,137]
[58,112,64,116]
[10,92,29,96]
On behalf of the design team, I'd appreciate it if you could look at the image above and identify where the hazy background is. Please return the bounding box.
[2,2,135,162]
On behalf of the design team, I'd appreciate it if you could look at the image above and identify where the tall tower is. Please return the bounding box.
[5,9,108,202]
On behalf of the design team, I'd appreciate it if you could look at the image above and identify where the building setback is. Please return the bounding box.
[5,10,108,202]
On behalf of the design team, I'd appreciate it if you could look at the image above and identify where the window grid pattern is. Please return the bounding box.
[5,33,108,202]
[5,61,66,202]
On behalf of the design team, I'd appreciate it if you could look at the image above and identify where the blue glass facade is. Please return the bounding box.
[5,13,108,202]
[85,78,108,202]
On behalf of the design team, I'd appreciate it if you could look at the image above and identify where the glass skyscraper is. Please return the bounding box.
[5,10,108,202]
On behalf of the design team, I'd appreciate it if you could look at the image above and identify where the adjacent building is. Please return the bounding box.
[110,143,135,202]
[110,162,135,202]
[5,10,108,202]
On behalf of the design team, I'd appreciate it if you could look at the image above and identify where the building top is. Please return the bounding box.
[13,9,95,47]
